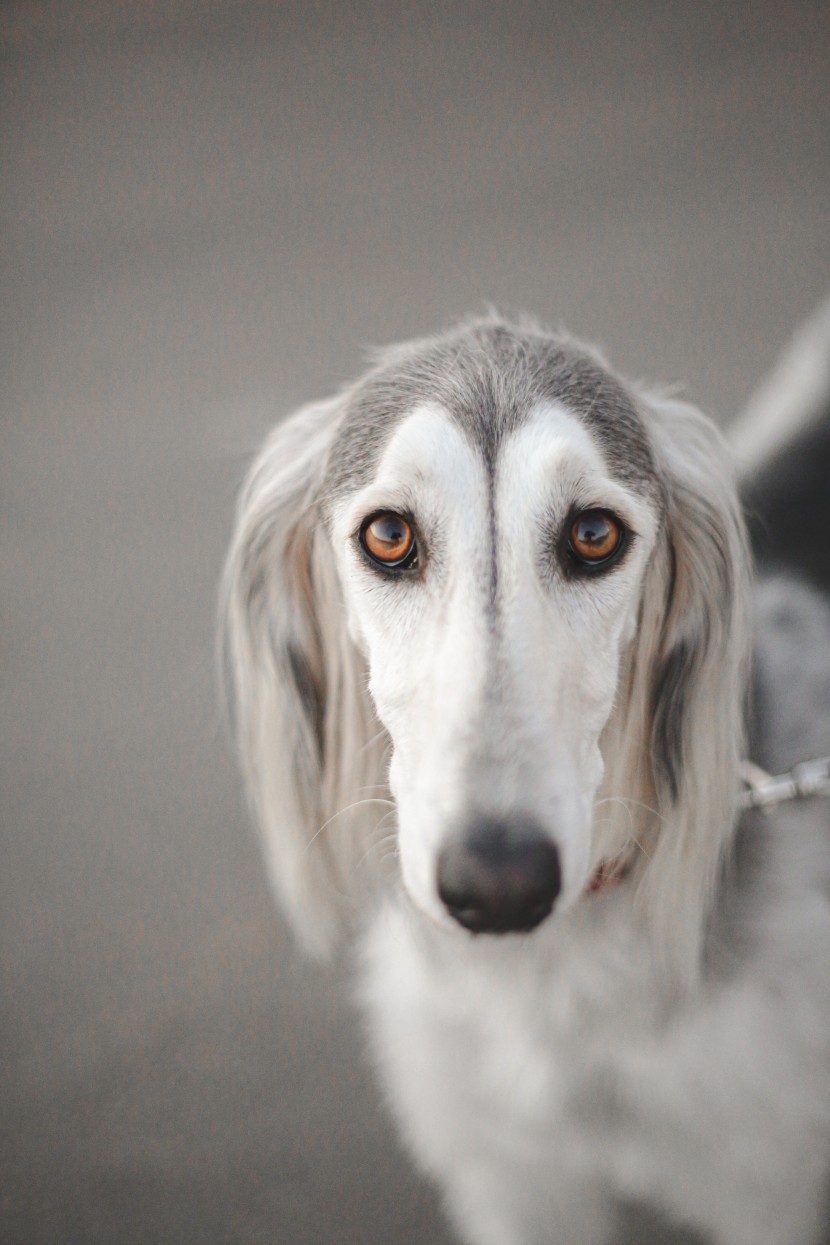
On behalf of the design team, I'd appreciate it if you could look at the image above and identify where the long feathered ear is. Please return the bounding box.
[603,393,752,983]
[221,399,390,958]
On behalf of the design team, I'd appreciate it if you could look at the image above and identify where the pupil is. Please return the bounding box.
[580,516,607,545]
[379,518,405,546]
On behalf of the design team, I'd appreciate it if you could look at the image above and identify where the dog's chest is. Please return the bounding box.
[359,907,661,1191]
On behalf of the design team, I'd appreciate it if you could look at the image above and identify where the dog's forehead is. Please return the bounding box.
[324,321,659,502]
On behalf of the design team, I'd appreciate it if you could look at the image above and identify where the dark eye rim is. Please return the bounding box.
[564,507,629,574]
[357,509,420,572]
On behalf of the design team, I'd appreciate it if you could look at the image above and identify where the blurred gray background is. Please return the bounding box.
[2,2,828,1242]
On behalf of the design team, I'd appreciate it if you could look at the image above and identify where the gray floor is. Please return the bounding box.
[2,3,828,1242]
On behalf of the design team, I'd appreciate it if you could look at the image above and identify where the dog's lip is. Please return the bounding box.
[584,857,631,896]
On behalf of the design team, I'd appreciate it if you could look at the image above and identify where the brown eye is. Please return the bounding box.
[569,509,624,567]
[360,512,418,569]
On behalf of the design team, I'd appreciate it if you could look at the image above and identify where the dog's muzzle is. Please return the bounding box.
[437,816,561,934]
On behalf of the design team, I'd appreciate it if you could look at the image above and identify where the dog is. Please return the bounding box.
[222,312,830,1245]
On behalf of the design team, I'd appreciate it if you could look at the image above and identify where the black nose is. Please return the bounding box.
[437,817,561,934]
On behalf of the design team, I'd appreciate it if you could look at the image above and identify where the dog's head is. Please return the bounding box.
[222,317,750,972]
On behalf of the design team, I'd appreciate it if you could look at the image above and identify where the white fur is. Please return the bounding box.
[221,318,830,1244]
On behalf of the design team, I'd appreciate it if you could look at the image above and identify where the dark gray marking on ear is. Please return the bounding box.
[286,641,325,763]
[651,638,699,803]
[649,476,740,803]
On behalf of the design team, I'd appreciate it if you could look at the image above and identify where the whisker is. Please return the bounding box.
[305,798,396,853]
[357,727,390,760]
[351,816,399,877]
[594,794,667,826]
[592,803,654,863]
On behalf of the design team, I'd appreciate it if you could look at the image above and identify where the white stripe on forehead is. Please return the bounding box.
[374,403,476,482]
[349,399,619,509]
[497,402,654,525]
[339,404,487,531]
[500,400,603,482]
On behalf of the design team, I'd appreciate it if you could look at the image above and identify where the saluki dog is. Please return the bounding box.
[222,312,830,1244]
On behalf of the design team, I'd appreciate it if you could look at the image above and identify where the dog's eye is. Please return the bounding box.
[359,512,418,570]
[568,510,624,568]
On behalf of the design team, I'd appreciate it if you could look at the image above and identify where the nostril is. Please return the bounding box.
[437,817,561,935]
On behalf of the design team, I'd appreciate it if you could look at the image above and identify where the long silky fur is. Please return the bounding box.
[595,393,752,987]
[221,396,390,958]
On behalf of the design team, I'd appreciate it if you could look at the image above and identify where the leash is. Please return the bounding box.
[740,757,830,810]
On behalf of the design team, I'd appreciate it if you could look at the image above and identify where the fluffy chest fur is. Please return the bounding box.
[361,847,830,1245]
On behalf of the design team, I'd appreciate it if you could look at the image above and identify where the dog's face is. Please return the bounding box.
[225,317,747,960]
[326,391,661,933]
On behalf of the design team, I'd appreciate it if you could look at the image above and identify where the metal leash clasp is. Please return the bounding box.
[740,757,830,811]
